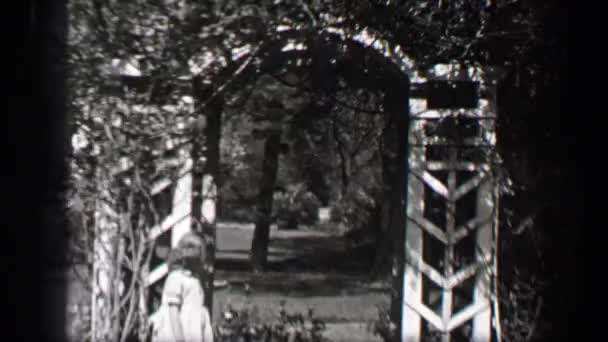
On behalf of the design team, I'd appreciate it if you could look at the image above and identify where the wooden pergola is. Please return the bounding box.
[90,63,503,342]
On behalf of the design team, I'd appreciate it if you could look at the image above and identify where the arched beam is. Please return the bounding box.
[217,26,417,99]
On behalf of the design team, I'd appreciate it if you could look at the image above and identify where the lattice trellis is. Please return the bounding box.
[91,145,219,340]
[402,65,501,342]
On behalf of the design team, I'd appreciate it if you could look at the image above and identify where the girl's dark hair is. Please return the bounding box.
[167,231,206,270]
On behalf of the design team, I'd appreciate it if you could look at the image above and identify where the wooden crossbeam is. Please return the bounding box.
[406,249,447,288]
[421,262,446,289]
[409,215,448,245]
[452,173,488,201]
[147,210,191,242]
[409,136,491,147]
[151,178,173,196]
[452,215,492,243]
[146,262,168,287]
[446,300,490,332]
[446,254,492,289]
[424,161,489,172]
[410,108,496,120]
[404,298,446,333]
[420,171,449,199]
[150,166,194,196]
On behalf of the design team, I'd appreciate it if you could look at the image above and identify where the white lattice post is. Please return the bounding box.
[472,79,499,341]
[201,174,217,227]
[488,79,503,342]
[472,180,493,340]
[171,157,194,247]
[442,148,457,342]
[402,99,427,342]
[146,153,196,326]
[402,64,502,342]
[200,172,218,312]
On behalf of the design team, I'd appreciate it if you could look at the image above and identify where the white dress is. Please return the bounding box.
[151,269,214,342]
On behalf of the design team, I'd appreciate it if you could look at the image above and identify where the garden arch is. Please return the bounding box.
[92,29,503,342]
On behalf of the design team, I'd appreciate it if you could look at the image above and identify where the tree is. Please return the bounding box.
[190,79,223,315]
[249,127,282,272]
[247,74,308,272]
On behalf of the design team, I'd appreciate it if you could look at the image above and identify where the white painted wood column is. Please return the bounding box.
[472,81,499,341]
[401,65,502,342]
[472,180,493,341]
[403,98,427,342]
[201,173,217,228]
[200,172,217,280]
[171,157,193,247]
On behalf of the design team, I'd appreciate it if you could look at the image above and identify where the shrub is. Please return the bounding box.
[215,300,328,342]
[273,184,322,230]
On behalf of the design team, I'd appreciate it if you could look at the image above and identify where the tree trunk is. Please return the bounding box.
[374,80,410,342]
[372,90,408,279]
[371,124,401,278]
[191,77,222,317]
[331,117,350,197]
[250,130,282,273]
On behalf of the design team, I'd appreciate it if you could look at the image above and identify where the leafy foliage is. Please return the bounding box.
[216,300,327,342]
[66,0,564,339]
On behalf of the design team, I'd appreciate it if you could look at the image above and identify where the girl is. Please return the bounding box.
[151,232,214,342]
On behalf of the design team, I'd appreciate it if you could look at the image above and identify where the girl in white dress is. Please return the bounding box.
[151,232,214,342]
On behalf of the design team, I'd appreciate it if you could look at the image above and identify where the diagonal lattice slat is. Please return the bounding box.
[146,263,168,287]
[405,248,447,288]
[147,211,191,242]
[446,300,490,332]
[419,171,449,199]
[405,298,446,333]
[452,173,488,201]
[409,214,448,245]
[452,215,493,244]
[446,253,492,289]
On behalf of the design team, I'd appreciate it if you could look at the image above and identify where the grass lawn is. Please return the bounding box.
[212,222,389,341]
